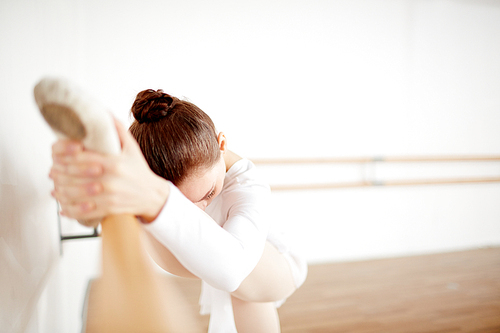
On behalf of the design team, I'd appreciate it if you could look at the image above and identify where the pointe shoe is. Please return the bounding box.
[34,77,120,155]
[34,77,120,228]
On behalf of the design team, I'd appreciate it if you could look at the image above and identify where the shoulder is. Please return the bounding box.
[223,157,270,197]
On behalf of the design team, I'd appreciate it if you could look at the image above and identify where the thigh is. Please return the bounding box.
[232,242,296,302]
[142,230,199,279]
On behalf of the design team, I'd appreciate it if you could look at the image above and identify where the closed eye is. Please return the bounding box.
[206,189,216,199]
[196,183,216,203]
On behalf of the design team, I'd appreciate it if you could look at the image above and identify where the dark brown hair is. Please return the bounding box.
[129,89,220,185]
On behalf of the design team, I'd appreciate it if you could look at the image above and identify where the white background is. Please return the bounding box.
[1,0,500,332]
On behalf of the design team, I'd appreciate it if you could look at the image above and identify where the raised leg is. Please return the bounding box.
[232,242,296,302]
[143,229,199,279]
[34,77,200,332]
[231,296,281,333]
[145,235,297,302]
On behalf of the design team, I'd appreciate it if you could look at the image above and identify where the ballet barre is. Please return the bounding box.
[251,155,500,191]
[251,155,500,164]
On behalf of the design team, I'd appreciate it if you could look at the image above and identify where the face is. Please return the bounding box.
[177,155,226,210]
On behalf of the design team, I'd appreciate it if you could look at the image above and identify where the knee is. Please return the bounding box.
[231,243,297,302]
[232,284,296,303]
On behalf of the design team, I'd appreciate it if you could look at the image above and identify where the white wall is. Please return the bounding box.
[1,0,500,332]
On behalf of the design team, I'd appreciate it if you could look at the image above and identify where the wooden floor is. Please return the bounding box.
[171,247,500,333]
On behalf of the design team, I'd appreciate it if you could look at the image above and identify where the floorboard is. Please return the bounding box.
[171,247,500,332]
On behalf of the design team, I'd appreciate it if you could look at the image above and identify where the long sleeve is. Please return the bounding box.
[142,161,270,292]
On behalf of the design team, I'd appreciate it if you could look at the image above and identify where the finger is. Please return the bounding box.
[50,168,91,185]
[50,169,103,189]
[52,139,83,156]
[59,201,97,220]
[54,148,107,165]
[77,218,101,228]
[113,117,140,153]
[53,182,103,201]
[52,151,107,181]
[51,161,103,178]
[112,117,127,150]
[59,195,121,221]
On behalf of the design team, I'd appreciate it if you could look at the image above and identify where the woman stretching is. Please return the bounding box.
[50,89,307,332]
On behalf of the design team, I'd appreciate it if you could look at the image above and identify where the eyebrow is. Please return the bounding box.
[197,183,215,202]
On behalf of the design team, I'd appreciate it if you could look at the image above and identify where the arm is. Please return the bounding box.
[143,172,271,292]
[51,122,270,291]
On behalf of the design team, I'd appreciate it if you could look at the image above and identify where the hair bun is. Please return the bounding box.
[132,89,177,123]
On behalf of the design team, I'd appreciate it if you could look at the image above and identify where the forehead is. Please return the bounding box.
[177,165,219,200]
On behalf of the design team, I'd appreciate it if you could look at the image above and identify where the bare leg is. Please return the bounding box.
[230,243,294,333]
[145,232,297,302]
[146,235,296,332]
[232,242,296,302]
[143,229,199,279]
[231,296,281,333]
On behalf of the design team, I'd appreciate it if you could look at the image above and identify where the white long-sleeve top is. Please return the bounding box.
[142,158,271,292]
[143,158,307,332]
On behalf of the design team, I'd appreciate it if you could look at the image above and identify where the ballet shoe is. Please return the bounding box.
[34,77,121,155]
[34,77,121,228]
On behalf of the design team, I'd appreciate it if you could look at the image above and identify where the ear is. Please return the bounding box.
[217,132,227,153]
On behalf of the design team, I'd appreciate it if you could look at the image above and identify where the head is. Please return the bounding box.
[130,89,226,210]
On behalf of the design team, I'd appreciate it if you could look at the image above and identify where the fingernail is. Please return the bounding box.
[85,184,95,195]
[53,156,65,164]
[86,165,102,176]
[86,183,101,195]
[66,143,79,154]
[80,201,95,212]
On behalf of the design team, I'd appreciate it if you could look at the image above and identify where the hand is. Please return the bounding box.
[49,118,170,227]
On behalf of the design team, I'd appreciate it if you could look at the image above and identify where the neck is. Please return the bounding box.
[224,150,242,172]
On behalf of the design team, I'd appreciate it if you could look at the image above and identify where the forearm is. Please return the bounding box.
[142,185,267,292]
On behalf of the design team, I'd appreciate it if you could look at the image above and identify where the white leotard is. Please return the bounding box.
[143,159,307,332]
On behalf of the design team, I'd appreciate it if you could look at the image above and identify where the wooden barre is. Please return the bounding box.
[251,155,500,165]
[269,177,500,191]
